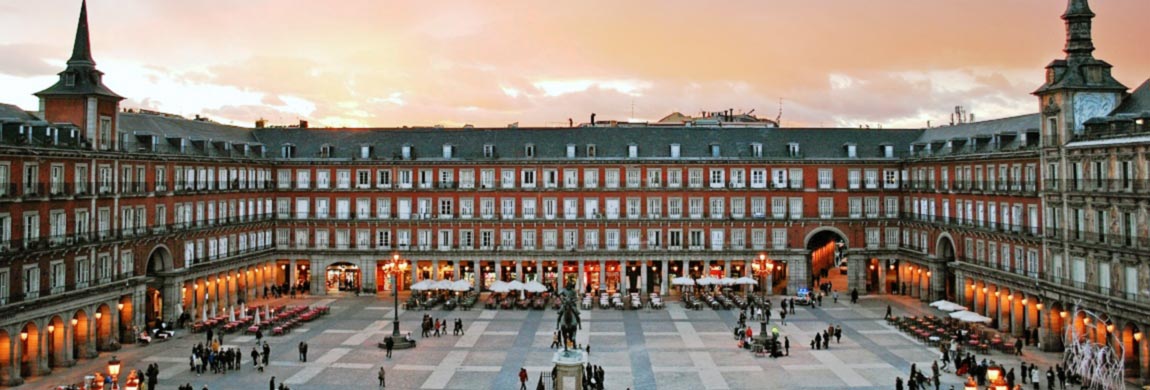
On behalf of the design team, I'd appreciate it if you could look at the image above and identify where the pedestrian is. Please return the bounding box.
[814,333,822,349]
[519,367,528,390]
[1030,366,1040,390]
[1056,364,1066,390]
[822,331,830,349]
[810,338,816,350]
[385,336,394,358]
[458,318,465,336]
[1015,338,1024,356]
[379,367,386,388]
[1022,363,1029,384]
[586,344,590,355]
[550,331,559,349]
[832,290,838,303]
[784,336,790,356]
[834,325,842,343]
[885,305,892,319]
[779,309,787,325]
[262,342,270,366]
[850,288,858,304]
[270,376,276,390]
[789,299,795,314]
[1046,367,1054,390]
[895,376,904,390]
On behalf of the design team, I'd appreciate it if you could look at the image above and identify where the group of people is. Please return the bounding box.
[421,315,465,337]
[188,336,245,375]
[263,282,308,300]
[810,324,842,350]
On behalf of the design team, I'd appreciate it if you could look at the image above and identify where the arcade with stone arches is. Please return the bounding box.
[957,274,1150,383]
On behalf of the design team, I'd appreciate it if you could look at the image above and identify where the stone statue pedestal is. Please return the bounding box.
[552,350,587,390]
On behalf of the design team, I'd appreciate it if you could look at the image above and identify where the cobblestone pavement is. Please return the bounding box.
[14,292,1142,389]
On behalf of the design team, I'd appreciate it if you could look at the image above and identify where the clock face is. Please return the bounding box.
[1073,92,1117,132]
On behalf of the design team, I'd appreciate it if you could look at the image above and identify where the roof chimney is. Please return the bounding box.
[299,120,309,129]
[590,113,596,126]
[255,119,266,129]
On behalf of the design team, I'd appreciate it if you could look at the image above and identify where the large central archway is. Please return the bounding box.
[935,235,957,301]
[144,246,173,329]
[806,227,849,294]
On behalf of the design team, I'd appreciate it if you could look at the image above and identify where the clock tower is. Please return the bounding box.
[34,0,123,151]
[1034,0,1127,147]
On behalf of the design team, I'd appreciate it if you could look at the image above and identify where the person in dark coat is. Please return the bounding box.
[269,376,276,390]
[784,337,790,356]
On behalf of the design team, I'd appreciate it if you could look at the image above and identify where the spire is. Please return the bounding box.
[68,0,95,65]
[1062,0,1095,59]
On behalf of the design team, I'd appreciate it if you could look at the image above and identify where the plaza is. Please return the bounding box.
[8,292,1105,390]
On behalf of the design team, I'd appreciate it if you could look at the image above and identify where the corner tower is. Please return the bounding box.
[1034,0,1127,146]
[34,0,124,151]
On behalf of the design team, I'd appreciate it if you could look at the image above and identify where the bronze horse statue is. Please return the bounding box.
[556,285,582,353]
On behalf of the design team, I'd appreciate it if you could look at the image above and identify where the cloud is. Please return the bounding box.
[0,44,60,77]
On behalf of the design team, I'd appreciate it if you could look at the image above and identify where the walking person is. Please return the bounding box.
[779,308,787,325]
[1015,338,1024,356]
[519,367,528,390]
[1030,366,1040,390]
[784,337,790,356]
[834,325,842,343]
[298,342,306,362]
[270,376,276,390]
[379,367,386,388]
[385,336,394,358]
[262,342,270,366]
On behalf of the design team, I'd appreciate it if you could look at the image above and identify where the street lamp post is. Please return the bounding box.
[107,355,121,390]
[379,254,416,350]
[752,254,774,302]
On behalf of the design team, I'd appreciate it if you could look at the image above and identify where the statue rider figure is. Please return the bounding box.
[556,280,582,353]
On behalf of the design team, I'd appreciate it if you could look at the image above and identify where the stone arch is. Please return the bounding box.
[934,233,957,260]
[118,295,135,344]
[19,321,42,378]
[1047,301,1066,349]
[1120,322,1144,380]
[0,329,13,386]
[46,315,66,367]
[145,245,174,276]
[94,304,113,350]
[71,309,91,360]
[803,226,850,249]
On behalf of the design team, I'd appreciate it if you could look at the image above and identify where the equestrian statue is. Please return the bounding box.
[556,281,582,354]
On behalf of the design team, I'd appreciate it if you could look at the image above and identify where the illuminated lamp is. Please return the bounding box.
[95,312,103,320]
[20,331,28,341]
[1134,332,1143,342]
[1106,323,1114,333]
[1060,311,1068,318]
[48,324,55,334]
[71,318,78,327]
[117,303,124,311]
[1036,303,1043,310]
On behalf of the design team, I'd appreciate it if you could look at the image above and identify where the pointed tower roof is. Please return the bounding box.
[1034,0,1125,94]
[68,0,95,66]
[35,0,122,100]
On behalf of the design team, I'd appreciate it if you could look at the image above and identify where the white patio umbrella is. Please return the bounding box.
[228,306,236,322]
[507,280,525,291]
[201,305,208,322]
[525,281,547,293]
[240,302,247,319]
[410,280,432,291]
[948,310,992,323]
[697,276,718,286]
[434,280,454,290]
[490,283,511,294]
[929,300,967,312]
[718,277,736,286]
[451,280,472,292]
[734,277,758,285]
[253,310,261,326]
[211,304,217,319]
[671,277,695,286]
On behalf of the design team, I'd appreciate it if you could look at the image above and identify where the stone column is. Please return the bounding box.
[660,261,669,296]
[577,260,585,293]
[311,260,325,295]
[433,259,440,280]
[557,261,564,291]
[621,263,629,292]
[598,260,605,292]
[515,260,522,281]
[288,260,296,289]
[5,330,22,386]
[847,254,865,295]
[60,321,74,366]
[85,314,97,358]
[878,264,888,294]
[453,260,460,280]
[640,262,648,295]
[788,253,810,295]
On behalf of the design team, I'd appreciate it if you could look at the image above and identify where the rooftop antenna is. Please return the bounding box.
[630,98,635,120]
[776,98,784,126]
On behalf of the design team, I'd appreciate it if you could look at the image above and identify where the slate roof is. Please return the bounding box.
[914,114,1041,144]
[0,103,41,123]
[251,126,923,161]
[1112,79,1150,116]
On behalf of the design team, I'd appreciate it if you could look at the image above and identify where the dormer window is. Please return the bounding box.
[751,143,763,158]
[281,143,295,158]
[845,144,857,158]
[64,73,76,87]
[524,144,535,158]
[442,144,454,159]
[566,144,576,158]
[628,144,638,158]
[361,145,373,159]
[402,144,413,160]
[586,144,596,158]
[319,144,334,158]
[787,143,800,157]
[670,144,681,158]
[709,144,721,158]
[882,145,894,158]
[483,144,495,158]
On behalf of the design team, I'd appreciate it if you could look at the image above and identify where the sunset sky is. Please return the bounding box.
[1,0,1148,128]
